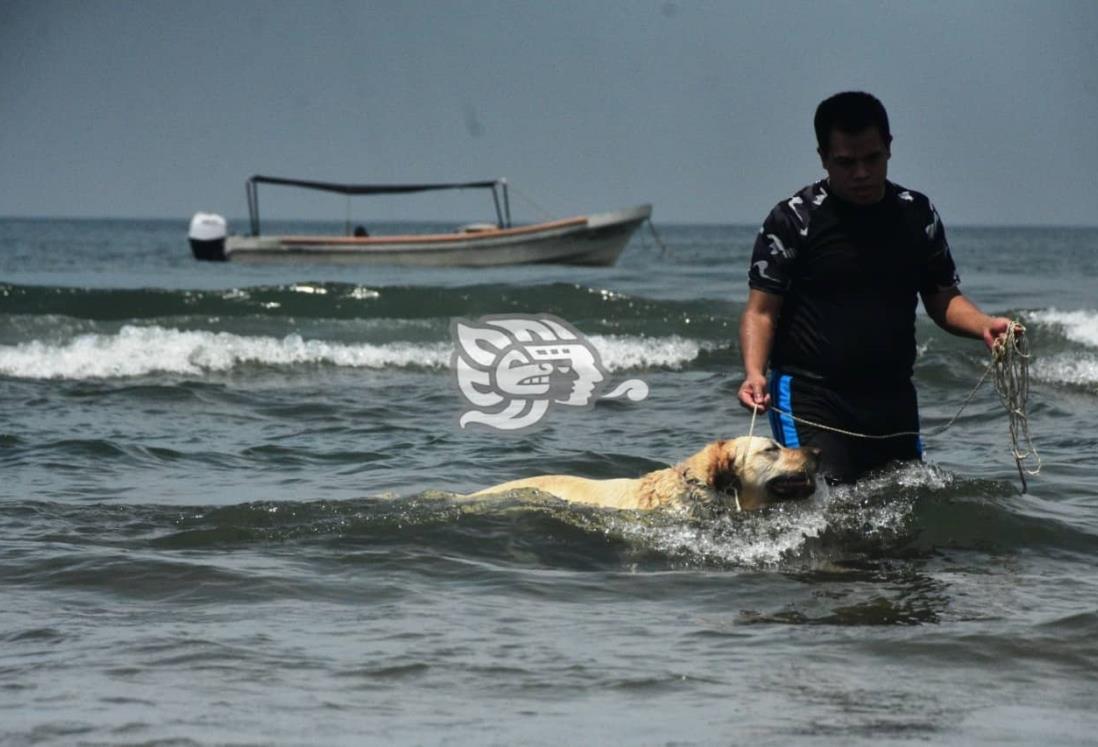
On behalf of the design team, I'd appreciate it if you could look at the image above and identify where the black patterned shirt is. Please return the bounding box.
[747,179,959,388]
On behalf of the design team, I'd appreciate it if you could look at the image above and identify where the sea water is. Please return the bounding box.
[2,218,1097,744]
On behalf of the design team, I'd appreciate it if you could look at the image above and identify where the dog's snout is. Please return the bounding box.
[804,447,822,471]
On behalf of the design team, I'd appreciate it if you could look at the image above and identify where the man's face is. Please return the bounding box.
[819,127,891,205]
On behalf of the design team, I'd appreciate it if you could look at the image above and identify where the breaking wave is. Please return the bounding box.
[0,325,706,380]
[1028,308,1098,348]
[1032,354,1098,389]
[1027,308,1098,389]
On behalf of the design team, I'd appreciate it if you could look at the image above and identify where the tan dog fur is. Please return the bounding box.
[469,436,821,512]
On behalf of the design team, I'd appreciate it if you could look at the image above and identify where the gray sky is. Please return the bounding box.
[2,0,1096,226]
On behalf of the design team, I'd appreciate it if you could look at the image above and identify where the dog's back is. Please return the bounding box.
[469,474,659,510]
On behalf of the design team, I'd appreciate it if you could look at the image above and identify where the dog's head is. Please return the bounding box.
[681,437,821,512]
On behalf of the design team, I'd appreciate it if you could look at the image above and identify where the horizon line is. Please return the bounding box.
[2,214,1097,231]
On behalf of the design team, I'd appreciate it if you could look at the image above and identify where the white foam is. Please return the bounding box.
[610,464,947,568]
[0,326,706,380]
[1032,353,1098,388]
[348,287,381,300]
[218,284,380,300]
[603,490,831,568]
[0,325,453,379]
[588,334,707,371]
[1028,308,1098,348]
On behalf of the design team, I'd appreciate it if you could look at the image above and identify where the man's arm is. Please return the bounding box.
[921,286,1016,349]
[738,289,783,411]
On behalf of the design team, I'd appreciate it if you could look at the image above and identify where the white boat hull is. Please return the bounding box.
[218,205,651,267]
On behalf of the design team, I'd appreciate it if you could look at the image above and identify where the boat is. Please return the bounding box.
[189,176,652,267]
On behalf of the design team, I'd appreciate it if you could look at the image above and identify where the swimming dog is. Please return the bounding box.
[469,437,821,512]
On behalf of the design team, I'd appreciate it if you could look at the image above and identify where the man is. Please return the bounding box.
[738,91,1014,483]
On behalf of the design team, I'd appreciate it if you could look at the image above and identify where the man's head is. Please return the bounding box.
[814,91,892,205]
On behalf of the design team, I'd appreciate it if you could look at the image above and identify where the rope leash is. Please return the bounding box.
[734,405,764,513]
[991,323,1041,491]
[754,322,1041,493]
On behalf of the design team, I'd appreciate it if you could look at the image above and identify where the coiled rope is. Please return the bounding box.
[990,323,1041,492]
[745,322,1040,493]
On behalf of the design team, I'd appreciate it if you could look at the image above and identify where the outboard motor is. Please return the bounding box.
[189,212,228,261]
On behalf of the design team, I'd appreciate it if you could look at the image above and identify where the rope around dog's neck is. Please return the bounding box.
[750,322,1040,493]
[737,406,763,513]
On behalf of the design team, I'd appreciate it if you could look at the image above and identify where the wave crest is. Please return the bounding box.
[0,325,704,380]
[1028,308,1098,348]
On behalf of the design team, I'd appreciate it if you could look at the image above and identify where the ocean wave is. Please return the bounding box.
[0,325,704,380]
[6,456,1092,575]
[0,282,729,330]
[1023,309,1098,388]
[603,500,832,567]
[1028,308,1098,348]
[0,326,450,379]
[588,334,706,371]
[1032,353,1098,389]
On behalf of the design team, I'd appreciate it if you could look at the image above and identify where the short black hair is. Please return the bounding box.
[814,91,892,154]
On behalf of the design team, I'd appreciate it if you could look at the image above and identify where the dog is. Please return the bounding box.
[468,437,821,513]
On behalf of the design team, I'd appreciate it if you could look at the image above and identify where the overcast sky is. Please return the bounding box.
[2,0,1096,226]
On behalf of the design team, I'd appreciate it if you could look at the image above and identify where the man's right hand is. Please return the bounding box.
[739,289,782,414]
[737,373,771,412]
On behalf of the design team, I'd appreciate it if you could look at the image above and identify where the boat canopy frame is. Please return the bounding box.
[244,175,512,236]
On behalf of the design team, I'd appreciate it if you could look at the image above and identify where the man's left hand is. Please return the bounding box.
[982,317,1022,350]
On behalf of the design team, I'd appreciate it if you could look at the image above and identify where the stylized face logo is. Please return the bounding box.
[451,314,643,432]
[522,342,604,405]
[495,348,554,397]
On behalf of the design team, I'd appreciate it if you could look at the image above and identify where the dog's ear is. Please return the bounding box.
[707,440,742,494]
